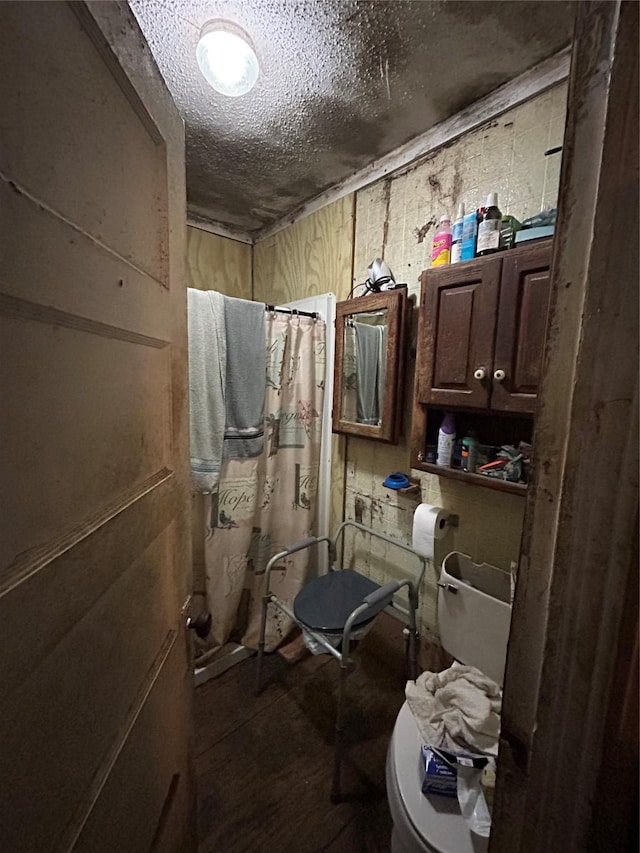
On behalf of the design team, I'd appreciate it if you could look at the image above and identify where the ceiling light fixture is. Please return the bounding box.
[196,21,259,97]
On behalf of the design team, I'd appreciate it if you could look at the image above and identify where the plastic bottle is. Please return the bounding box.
[451,203,465,264]
[461,434,478,473]
[431,215,452,266]
[436,412,456,467]
[476,193,502,256]
[461,210,479,260]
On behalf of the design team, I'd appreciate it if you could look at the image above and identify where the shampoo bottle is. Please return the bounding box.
[451,203,465,264]
[431,215,452,266]
[437,412,456,467]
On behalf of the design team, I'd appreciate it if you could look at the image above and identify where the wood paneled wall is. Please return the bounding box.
[253,196,354,304]
[250,87,567,643]
[186,227,252,299]
[340,86,567,641]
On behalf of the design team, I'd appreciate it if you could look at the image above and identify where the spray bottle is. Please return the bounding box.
[437,412,456,467]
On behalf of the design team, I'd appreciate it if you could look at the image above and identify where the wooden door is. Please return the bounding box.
[416,258,501,409]
[492,241,553,413]
[0,4,194,852]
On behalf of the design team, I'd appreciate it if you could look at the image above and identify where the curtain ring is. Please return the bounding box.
[292,308,300,326]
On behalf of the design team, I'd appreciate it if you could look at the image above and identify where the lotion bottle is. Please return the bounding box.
[437,412,456,467]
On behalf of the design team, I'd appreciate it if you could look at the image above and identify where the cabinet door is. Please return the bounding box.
[492,241,553,413]
[417,258,501,408]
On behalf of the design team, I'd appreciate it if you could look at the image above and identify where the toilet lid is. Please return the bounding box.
[390,702,489,853]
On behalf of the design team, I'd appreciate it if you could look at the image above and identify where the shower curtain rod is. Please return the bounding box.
[265,305,319,320]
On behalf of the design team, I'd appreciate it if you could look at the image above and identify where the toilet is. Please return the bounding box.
[386,552,513,853]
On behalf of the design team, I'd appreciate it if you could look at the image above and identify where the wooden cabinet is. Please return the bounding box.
[492,241,553,413]
[417,240,552,414]
[411,240,553,494]
[417,257,501,409]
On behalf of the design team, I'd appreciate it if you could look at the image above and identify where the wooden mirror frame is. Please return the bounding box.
[332,288,408,443]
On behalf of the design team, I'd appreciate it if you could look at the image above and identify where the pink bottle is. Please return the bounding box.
[431,215,452,266]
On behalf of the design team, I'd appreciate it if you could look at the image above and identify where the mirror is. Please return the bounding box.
[332,289,408,443]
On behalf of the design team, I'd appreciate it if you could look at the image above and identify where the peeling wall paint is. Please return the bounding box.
[345,83,568,641]
[354,85,568,303]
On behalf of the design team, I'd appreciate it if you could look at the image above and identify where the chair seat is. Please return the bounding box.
[293,569,383,633]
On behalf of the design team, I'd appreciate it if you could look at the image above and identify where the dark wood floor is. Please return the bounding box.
[194,613,409,852]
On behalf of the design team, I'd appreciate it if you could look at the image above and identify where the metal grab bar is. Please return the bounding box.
[331,520,429,592]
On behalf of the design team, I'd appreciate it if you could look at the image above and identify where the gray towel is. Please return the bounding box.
[222,296,266,458]
[187,289,227,493]
[354,322,386,425]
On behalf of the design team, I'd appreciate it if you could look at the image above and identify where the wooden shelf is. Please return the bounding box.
[413,460,527,495]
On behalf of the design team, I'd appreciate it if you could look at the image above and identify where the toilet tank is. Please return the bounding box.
[438,552,512,685]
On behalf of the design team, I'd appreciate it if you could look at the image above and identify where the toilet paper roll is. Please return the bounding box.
[412,503,450,560]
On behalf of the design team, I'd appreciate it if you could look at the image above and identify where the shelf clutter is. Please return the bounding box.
[431,189,557,266]
[415,408,533,495]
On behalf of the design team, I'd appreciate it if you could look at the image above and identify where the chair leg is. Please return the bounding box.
[405,627,420,682]
[331,661,349,803]
[255,596,269,695]
[406,587,420,681]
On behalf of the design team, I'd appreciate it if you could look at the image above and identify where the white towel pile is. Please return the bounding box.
[406,661,502,756]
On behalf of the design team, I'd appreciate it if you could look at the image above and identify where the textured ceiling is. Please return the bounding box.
[130,0,575,235]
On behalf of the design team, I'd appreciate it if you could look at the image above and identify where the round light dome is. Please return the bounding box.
[196,23,259,97]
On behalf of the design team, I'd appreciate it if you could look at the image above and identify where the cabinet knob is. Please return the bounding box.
[473,367,487,381]
[494,369,506,383]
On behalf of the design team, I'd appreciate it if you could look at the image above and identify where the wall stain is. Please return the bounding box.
[452,157,463,205]
[370,497,385,523]
[381,178,392,255]
[414,217,437,243]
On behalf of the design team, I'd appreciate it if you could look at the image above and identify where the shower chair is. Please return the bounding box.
[255,520,428,801]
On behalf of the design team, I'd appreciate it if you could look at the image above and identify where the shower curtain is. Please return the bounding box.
[195,311,326,661]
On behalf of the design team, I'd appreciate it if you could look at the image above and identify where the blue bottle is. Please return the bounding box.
[461,210,479,261]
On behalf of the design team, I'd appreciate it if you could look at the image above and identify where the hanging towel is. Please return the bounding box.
[354,322,386,425]
[222,295,266,458]
[405,662,502,756]
[187,288,227,493]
